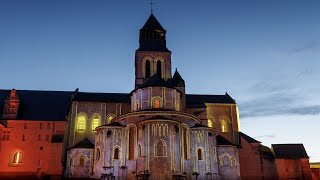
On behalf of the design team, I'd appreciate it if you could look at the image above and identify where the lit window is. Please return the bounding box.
[197,148,203,160]
[9,104,15,113]
[155,140,166,157]
[208,119,213,128]
[221,118,229,132]
[77,114,86,130]
[92,116,100,130]
[13,152,23,164]
[152,97,162,108]
[107,114,115,124]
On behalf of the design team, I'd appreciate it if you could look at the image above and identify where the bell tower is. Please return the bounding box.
[135,13,172,88]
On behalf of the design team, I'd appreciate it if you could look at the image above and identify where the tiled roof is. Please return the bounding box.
[239,132,261,144]
[0,89,73,121]
[73,92,130,102]
[186,93,235,108]
[70,138,94,149]
[142,13,165,30]
[217,135,235,146]
[272,144,309,159]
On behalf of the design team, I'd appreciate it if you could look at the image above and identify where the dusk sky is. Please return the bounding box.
[1,0,319,161]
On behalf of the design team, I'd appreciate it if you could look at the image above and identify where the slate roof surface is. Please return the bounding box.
[70,138,94,149]
[141,73,172,88]
[272,144,309,159]
[142,13,165,30]
[191,123,208,128]
[0,89,73,121]
[186,93,235,108]
[73,92,130,102]
[101,122,126,127]
[217,135,235,146]
[239,132,261,144]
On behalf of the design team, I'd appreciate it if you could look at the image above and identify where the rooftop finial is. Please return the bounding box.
[150,0,155,14]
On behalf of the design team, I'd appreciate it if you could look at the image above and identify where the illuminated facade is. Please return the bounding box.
[0,13,313,180]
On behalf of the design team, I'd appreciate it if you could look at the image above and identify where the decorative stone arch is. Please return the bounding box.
[113,145,121,160]
[78,153,88,167]
[151,96,163,109]
[154,56,165,77]
[91,113,101,131]
[76,112,87,131]
[142,56,153,78]
[107,113,116,124]
[197,147,204,160]
[127,124,138,160]
[218,153,232,165]
[219,116,230,132]
[181,124,190,160]
[230,156,237,166]
[154,139,167,157]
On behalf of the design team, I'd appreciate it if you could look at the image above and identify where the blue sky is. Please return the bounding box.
[0,0,319,161]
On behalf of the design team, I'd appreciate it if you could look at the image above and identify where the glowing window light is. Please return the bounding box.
[92,117,100,130]
[208,119,213,128]
[77,115,86,130]
[13,152,22,164]
[221,118,229,132]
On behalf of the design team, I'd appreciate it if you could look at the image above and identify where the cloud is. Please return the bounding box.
[289,41,320,54]
[239,94,320,118]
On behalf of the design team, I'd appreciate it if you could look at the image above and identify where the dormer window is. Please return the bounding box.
[9,104,15,113]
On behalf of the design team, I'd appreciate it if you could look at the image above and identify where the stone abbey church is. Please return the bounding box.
[0,14,314,179]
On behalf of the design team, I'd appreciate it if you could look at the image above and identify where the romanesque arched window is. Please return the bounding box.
[157,60,162,77]
[145,60,151,78]
[13,152,23,164]
[79,155,85,167]
[152,96,162,109]
[219,153,231,165]
[182,125,189,160]
[128,127,135,160]
[197,148,203,160]
[208,118,213,128]
[91,114,100,130]
[107,113,116,124]
[155,140,166,157]
[114,148,120,160]
[220,118,229,132]
[77,113,87,130]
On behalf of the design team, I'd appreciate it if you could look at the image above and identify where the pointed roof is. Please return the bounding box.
[142,13,165,30]
[70,138,94,149]
[168,69,185,87]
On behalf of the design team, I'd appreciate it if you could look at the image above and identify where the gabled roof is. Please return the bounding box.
[239,132,261,144]
[73,92,130,103]
[0,89,73,121]
[186,93,236,108]
[217,135,235,146]
[70,138,94,149]
[142,13,165,30]
[272,144,309,159]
